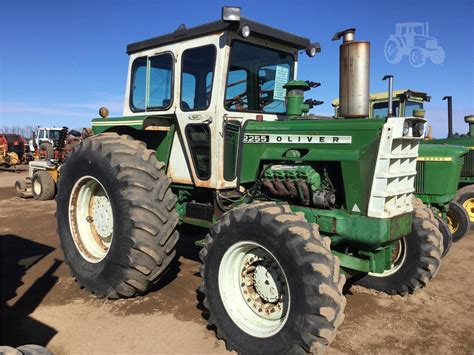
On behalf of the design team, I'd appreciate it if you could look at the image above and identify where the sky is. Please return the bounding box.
[0,0,473,137]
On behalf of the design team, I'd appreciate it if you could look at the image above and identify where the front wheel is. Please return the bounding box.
[57,133,179,299]
[455,185,474,224]
[199,202,346,354]
[446,201,471,242]
[435,215,453,257]
[355,198,442,295]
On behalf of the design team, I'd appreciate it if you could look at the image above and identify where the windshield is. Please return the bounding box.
[48,130,62,139]
[372,101,400,118]
[405,101,423,116]
[413,25,424,35]
[225,41,294,114]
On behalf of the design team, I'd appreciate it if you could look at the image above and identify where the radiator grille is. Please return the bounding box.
[461,150,474,177]
[415,161,424,194]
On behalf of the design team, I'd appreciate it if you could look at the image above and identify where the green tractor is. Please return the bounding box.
[423,95,474,227]
[56,8,443,353]
[333,80,470,245]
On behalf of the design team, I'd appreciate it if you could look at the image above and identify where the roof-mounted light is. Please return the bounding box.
[306,43,321,57]
[222,6,241,22]
[239,24,251,38]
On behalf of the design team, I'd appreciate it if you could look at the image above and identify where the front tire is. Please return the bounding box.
[409,47,426,68]
[355,198,442,295]
[56,133,179,299]
[199,202,346,354]
[455,185,474,224]
[32,171,56,200]
[446,201,471,242]
[434,215,453,257]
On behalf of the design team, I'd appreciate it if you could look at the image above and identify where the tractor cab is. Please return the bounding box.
[332,89,430,119]
[94,7,319,190]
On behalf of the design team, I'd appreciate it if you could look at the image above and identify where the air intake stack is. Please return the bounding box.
[332,29,370,118]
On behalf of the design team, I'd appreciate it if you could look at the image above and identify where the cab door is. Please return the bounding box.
[171,35,222,188]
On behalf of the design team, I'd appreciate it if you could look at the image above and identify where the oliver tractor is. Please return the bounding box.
[333,83,470,245]
[56,8,443,354]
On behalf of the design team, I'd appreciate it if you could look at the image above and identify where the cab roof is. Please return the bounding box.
[127,18,311,54]
[331,89,431,106]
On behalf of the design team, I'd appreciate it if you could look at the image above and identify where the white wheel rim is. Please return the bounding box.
[68,176,114,263]
[369,238,406,277]
[218,241,290,338]
[33,179,41,195]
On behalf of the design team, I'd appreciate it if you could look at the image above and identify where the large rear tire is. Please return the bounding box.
[32,171,56,200]
[199,202,346,354]
[56,133,179,299]
[355,198,442,295]
[447,200,471,241]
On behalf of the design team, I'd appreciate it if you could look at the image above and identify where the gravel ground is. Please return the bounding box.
[1,170,473,354]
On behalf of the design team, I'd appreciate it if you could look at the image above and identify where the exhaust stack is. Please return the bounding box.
[332,28,370,118]
[443,96,453,138]
[382,75,394,117]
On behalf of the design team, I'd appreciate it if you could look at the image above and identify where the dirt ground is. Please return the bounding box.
[1,169,473,354]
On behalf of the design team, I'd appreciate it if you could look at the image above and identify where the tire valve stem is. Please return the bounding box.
[86,216,94,223]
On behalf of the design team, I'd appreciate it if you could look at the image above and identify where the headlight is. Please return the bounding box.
[413,122,425,137]
[403,120,410,136]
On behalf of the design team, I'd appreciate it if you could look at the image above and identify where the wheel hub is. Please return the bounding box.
[239,250,286,320]
[91,195,113,241]
[69,176,114,263]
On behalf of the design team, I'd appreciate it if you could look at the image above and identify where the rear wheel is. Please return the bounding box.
[199,202,346,354]
[32,171,56,200]
[384,38,402,64]
[434,215,453,257]
[355,198,442,295]
[446,201,470,242]
[56,133,179,299]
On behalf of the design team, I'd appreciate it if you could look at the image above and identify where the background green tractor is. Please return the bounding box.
[56,8,443,354]
[424,95,474,228]
[333,79,470,246]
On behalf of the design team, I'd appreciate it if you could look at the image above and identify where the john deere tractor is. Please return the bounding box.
[333,80,470,246]
[56,8,443,354]
[424,95,474,229]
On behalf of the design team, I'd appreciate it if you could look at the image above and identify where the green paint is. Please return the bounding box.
[240,118,385,214]
[415,144,467,204]
[283,80,310,117]
[263,165,322,191]
[333,244,392,273]
[155,124,175,171]
[289,205,412,247]
[91,115,146,134]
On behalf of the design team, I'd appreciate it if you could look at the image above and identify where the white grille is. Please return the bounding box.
[367,117,424,218]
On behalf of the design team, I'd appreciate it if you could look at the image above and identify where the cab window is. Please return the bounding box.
[148,54,174,110]
[181,45,216,111]
[405,101,423,116]
[373,101,400,118]
[225,41,294,113]
[130,57,147,111]
[130,53,174,112]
